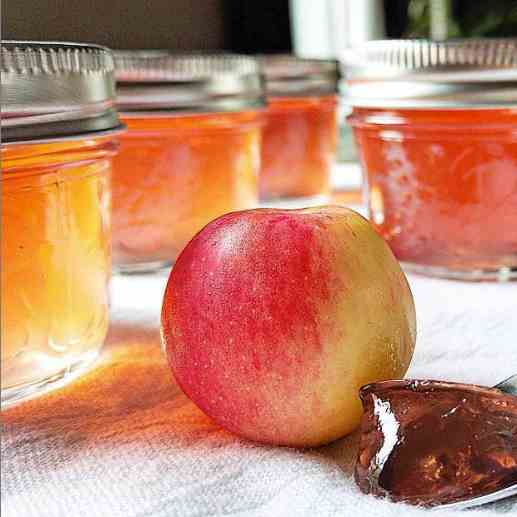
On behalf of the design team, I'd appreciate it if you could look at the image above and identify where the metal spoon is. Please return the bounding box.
[437,374,517,511]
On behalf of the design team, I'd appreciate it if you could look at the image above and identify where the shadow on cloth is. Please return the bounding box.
[2,321,229,453]
[2,320,358,476]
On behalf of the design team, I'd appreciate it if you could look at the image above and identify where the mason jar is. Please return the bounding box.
[111,52,265,272]
[259,56,340,206]
[344,39,517,281]
[1,41,123,407]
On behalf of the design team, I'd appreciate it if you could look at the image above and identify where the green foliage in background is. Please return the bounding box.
[405,0,517,39]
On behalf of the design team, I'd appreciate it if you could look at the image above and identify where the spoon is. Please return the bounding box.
[355,374,517,510]
[438,374,517,511]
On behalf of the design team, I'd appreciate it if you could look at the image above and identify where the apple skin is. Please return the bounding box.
[161,206,416,447]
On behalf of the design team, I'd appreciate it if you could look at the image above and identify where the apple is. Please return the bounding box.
[161,206,416,447]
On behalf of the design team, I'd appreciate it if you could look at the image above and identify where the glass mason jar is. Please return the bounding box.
[1,42,123,407]
[259,56,340,206]
[112,52,265,272]
[344,39,517,281]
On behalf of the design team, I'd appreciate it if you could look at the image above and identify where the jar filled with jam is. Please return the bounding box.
[112,52,265,272]
[1,41,123,406]
[344,39,517,281]
[259,56,340,206]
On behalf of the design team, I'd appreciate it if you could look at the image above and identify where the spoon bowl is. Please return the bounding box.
[439,374,517,511]
[355,374,517,510]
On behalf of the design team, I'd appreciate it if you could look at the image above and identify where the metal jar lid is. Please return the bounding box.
[2,41,123,143]
[113,52,266,113]
[342,38,517,109]
[261,55,340,97]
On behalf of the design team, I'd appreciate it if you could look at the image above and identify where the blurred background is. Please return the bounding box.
[4,0,517,55]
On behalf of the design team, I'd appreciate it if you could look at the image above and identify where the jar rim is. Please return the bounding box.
[1,125,125,148]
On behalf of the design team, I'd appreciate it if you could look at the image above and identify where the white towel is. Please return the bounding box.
[2,273,516,517]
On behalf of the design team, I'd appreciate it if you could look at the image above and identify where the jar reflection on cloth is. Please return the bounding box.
[344,39,517,281]
[112,53,265,273]
[1,41,122,406]
[258,56,340,206]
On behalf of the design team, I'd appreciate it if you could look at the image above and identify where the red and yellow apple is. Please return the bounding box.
[161,206,416,447]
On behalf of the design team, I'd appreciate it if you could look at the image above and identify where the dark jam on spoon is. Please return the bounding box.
[355,380,517,507]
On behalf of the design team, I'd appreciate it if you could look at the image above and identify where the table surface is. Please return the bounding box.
[2,182,517,517]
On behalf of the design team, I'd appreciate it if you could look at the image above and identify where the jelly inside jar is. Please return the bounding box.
[1,138,115,404]
[259,96,338,204]
[111,111,262,272]
[350,108,517,280]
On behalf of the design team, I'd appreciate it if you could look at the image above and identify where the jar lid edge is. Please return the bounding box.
[2,40,121,141]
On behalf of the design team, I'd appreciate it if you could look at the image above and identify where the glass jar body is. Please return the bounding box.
[112,111,262,272]
[349,108,517,280]
[1,136,116,406]
[259,95,338,205]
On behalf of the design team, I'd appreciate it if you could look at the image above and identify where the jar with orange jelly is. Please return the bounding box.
[345,39,517,281]
[259,56,340,206]
[112,52,265,272]
[1,42,123,406]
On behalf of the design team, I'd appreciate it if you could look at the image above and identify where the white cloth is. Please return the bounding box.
[2,272,516,517]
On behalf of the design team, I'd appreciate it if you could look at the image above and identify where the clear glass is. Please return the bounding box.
[1,136,116,407]
[112,111,262,272]
[259,95,338,206]
[349,108,517,281]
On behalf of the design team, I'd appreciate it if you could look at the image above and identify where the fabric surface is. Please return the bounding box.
[2,271,516,517]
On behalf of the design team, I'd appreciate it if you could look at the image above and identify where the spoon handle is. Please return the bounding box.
[494,374,517,396]
[438,484,517,511]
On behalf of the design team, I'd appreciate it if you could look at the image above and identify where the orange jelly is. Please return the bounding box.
[1,137,117,404]
[260,95,338,201]
[345,38,517,280]
[259,56,340,205]
[112,112,261,270]
[112,52,265,271]
[350,108,517,276]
